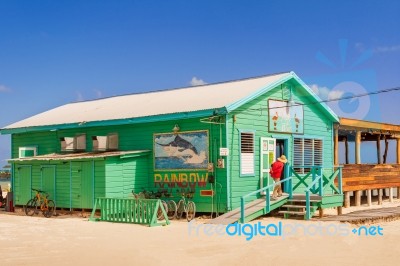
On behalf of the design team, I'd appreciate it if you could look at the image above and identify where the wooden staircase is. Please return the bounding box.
[278,194,322,219]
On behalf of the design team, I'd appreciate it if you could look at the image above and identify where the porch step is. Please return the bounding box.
[291,194,322,200]
[287,199,321,203]
[282,204,306,209]
[278,210,306,215]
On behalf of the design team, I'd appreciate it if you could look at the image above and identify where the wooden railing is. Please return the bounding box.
[240,165,343,221]
[290,165,343,220]
[89,198,169,227]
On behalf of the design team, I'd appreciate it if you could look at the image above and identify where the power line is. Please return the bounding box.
[233,85,400,113]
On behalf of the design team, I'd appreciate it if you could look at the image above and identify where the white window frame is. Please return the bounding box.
[239,130,255,177]
[18,146,38,158]
[293,137,323,174]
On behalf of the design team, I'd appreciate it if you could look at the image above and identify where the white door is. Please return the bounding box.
[260,137,276,195]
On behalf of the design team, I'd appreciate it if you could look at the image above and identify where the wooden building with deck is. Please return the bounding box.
[334,117,400,207]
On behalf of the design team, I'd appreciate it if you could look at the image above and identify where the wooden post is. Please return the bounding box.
[389,188,393,203]
[367,189,372,206]
[319,207,324,218]
[397,187,400,199]
[334,127,339,166]
[383,136,389,164]
[376,134,381,164]
[355,130,361,164]
[355,190,361,206]
[378,189,383,205]
[344,137,349,164]
[344,192,351,208]
[337,206,343,215]
[397,138,400,164]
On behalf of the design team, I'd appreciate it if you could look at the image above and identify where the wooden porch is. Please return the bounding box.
[334,117,400,207]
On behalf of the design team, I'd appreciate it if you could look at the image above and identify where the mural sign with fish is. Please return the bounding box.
[268,99,304,134]
[154,130,209,170]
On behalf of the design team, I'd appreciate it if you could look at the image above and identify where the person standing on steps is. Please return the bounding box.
[270,155,288,200]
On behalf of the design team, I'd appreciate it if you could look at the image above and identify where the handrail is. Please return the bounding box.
[302,166,343,220]
[304,170,323,220]
[239,165,343,222]
[240,176,293,223]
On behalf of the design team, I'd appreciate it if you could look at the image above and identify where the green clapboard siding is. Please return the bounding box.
[227,81,335,210]
[105,156,149,198]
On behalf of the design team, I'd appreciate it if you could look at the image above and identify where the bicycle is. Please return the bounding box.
[25,189,55,218]
[176,192,196,222]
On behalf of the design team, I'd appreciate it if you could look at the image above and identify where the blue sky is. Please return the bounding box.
[1,0,399,166]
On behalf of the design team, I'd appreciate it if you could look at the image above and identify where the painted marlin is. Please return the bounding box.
[156,135,198,155]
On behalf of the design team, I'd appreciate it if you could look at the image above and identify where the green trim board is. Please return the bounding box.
[226,72,339,123]
[0,109,226,135]
[226,74,293,112]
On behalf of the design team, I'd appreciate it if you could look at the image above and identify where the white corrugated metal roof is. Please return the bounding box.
[2,72,291,130]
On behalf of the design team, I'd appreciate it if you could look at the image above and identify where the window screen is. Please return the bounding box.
[293,138,323,174]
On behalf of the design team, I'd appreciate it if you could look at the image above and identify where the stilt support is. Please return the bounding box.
[367,189,372,206]
[355,190,361,206]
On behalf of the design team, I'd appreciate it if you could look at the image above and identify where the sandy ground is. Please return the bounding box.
[0,205,400,266]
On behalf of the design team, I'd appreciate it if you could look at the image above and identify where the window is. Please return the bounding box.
[92,133,119,151]
[293,138,323,174]
[18,146,37,158]
[60,134,86,152]
[240,132,255,176]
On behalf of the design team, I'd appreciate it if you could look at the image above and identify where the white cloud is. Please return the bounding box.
[374,45,400,53]
[0,84,11,92]
[309,84,330,100]
[309,84,345,102]
[190,77,207,86]
[328,90,345,101]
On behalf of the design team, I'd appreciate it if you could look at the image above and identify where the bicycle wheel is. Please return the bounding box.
[186,201,196,222]
[157,200,168,220]
[176,199,185,220]
[43,200,55,218]
[25,199,38,216]
[167,200,177,220]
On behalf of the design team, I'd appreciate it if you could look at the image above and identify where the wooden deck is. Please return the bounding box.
[319,206,400,224]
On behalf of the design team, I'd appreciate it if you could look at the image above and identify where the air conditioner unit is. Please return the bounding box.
[93,133,118,151]
[60,134,86,152]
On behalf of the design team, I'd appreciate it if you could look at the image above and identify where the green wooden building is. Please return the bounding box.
[0,71,342,217]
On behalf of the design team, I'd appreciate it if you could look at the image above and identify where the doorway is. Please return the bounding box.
[275,138,289,192]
